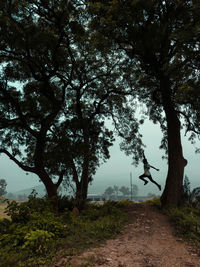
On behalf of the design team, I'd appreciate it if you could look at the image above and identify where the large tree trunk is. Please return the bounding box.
[75,162,90,210]
[37,170,58,211]
[160,78,187,207]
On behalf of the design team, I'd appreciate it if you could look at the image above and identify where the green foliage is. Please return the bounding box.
[0,218,11,234]
[181,175,200,207]
[58,195,74,212]
[4,191,52,223]
[164,206,200,245]
[144,197,161,208]
[88,0,200,207]
[0,0,130,211]
[144,195,200,245]
[0,197,129,267]
[22,229,54,254]
[28,211,67,238]
[5,200,31,223]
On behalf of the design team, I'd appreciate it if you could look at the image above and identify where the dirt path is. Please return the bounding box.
[56,204,200,267]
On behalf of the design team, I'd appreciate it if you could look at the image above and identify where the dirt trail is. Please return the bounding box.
[56,204,200,267]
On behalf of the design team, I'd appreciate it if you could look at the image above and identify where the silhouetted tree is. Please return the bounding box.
[182,175,200,206]
[119,186,130,197]
[113,185,119,199]
[87,0,200,206]
[0,179,7,196]
[132,184,138,197]
[0,0,131,209]
[104,186,114,199]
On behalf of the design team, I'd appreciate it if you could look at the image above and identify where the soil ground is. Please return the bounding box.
[54,203,200,267]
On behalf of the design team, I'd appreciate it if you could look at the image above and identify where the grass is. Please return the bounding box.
[145,197,200,246]
[0,199,130,267]
[164,205,200,246]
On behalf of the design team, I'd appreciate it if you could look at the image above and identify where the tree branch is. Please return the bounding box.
[178,110,200,136]
[1,86,38,138]
[0,149,36,173]
[56,169,65,188]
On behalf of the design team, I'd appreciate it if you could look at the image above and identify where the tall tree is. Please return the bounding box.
[0,0,134,209]
[87,0,200,206]
[104,186,114,199]
[119,186,130,197]
[0,179,7,196]
[132,184,138,197]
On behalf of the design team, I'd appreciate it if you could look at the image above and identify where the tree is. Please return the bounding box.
[104,186,114,199]
[0,179,7,196]
[182,175,200,206]
[113,185,119,199]
[87,0,200,206]
[182,175,191,199]
[119,186,130,197]
[0,0,130,209]
[132,184,138,197]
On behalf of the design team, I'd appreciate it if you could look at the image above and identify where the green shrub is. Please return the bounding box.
[0,198,130,266]
[22,229,54,254]
[144,197,161,208]
[28,211,68,237]
[0,218,11,234]
[1,224,29,249]
[116,200,134,207]
[4,200,31,223]
[58,196,74,212]
[164,206,200,245]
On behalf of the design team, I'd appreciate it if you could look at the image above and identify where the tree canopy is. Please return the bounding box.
[0,0,142,209]
[1,0,200,208]
[87,0,200,206]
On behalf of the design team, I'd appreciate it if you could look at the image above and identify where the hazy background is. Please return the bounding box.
[1,118,199,196]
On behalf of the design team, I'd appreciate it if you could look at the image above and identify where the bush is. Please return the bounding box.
[0,196,129,266]
[164,205,200,245]
[4,200,31,223]
[144,197,161,208]
[28,211,68,237]
[22,229,54,254]
[0,218,11,234]
[58,196,74,212]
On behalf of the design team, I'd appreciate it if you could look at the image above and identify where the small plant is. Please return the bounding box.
[5,200,31,223]
[0,218,11,234]
[0,196,130,266]
[144,197,161,208]
[164,205,200,245]
[181,175,200,207]
[22,229,54,254]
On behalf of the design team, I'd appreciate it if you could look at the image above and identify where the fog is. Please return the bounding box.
[1,118,199,196]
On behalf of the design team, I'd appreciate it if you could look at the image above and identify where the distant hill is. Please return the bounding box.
[7,180,134,199]
[8,183,103,199]
[7,181,105,198]
[11,184,46,198]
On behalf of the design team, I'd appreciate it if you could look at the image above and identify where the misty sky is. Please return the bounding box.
[0,118,199,196]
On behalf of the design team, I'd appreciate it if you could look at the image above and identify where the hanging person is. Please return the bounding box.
[139,154,161,191]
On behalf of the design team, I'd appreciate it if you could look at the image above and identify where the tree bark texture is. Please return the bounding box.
[37,170,58,211]
[75,156,90,210]
[160,77,187,207]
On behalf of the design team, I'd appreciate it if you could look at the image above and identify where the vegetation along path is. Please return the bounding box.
[55,204,200,267]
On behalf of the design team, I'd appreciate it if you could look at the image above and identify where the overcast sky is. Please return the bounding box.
[1,118,199,196]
